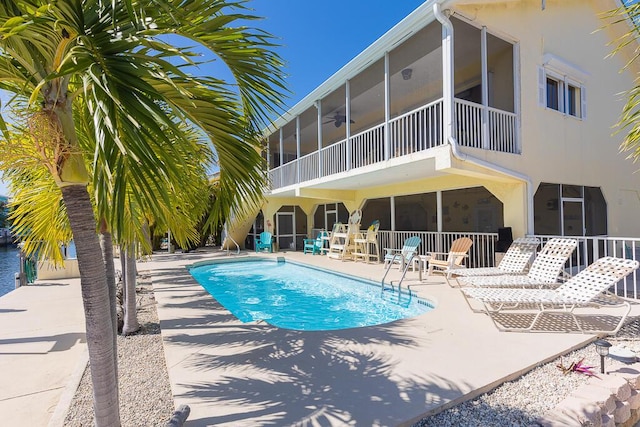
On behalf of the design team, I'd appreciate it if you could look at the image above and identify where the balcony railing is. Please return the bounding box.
[455,99,518,154]
[269,98,518,190]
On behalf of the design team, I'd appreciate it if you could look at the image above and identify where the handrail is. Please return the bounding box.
[381,252,417,295]
[221,225,240,256]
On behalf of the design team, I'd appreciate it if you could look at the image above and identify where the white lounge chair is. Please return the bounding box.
[445,237,540,286]
[457,238,577,289]
[461,256,639,334]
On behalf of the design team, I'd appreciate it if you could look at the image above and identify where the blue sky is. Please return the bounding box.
[0,1,426,197]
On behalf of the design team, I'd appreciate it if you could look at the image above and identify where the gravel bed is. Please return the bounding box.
[63,272,174,426]
[414,318,640,426]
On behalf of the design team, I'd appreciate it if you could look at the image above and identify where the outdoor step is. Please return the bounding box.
[571,383,617,414]
[553,395,603,426]
[590,375,632,401]
[536,406,601,427]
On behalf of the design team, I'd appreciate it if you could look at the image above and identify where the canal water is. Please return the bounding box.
[0,246,20,297]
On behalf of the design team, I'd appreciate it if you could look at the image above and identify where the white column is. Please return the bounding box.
[346,79,352,171]
[296,116,301,183]
[316,100,323,177]
[513,42,522,155]
[481,26,489,149]
[390,196,396,231]
[436,191,443,232]
[384,51,391,160]
[279,128,284,184]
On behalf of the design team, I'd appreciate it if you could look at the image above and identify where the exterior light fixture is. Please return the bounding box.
[594,339,612,374]
[401,68,412,80]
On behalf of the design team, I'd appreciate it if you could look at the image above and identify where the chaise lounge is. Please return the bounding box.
[461,256,639,334]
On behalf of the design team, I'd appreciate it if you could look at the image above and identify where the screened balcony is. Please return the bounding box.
[267,15,518,191]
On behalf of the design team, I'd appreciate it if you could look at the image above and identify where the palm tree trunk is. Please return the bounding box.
[99,220,118,383]
[61,185,120,426]
[122,243,140,335]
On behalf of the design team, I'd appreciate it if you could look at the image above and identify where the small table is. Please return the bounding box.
[412,255,431,278]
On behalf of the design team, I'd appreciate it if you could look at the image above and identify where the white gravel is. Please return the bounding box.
[413,319,640,426]
[63,272,174,426]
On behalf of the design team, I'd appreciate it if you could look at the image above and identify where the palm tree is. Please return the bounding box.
[605,3,640,163]
[0,1,284,424]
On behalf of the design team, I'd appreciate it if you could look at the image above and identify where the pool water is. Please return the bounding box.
[189,259,433,331]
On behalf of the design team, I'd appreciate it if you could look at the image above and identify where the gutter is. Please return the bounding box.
[433,3,534,235]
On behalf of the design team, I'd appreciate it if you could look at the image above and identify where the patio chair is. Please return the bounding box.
[445,237,540,286]
[327,210,362,260]
[426,237,473,278]
[303,230,329,255]
[461,256,639,334]
[255,231,273,253]
[384,236,421,270]
[353,220,380,263]
[457,238,577,290]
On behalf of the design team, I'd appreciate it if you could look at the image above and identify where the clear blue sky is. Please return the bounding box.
[0,1,426,197]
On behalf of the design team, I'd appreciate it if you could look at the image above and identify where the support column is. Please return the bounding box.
[296,116,301,183]
[346,79,352,171]
[481,26,489,150]
[384,51,391,160]
[316,100,323,177]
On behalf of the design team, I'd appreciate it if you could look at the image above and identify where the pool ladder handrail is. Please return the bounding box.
[381,252,415,294]
[221,225,240,256]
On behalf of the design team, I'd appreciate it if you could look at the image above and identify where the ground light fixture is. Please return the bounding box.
[594,339,612,374]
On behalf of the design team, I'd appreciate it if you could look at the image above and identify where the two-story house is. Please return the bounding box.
[232,0,640,263]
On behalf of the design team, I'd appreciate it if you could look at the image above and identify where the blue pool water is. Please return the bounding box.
[189,259,433,331]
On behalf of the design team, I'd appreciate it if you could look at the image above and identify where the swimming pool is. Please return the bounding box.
[189,259,433,331]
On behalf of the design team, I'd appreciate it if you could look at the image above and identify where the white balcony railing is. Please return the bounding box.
[455,99,518,154]
[350,123,385,169]
[390,99,443,158]
[269,98,518,190]
[299,151,320,182]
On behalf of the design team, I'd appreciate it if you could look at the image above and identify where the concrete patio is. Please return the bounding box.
[145,248,638,426]
[2,247,638,426]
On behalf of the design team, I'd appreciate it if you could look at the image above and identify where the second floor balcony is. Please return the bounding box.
[266,9,520,193]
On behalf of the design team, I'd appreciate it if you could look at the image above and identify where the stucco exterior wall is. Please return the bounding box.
[454,0,640,236]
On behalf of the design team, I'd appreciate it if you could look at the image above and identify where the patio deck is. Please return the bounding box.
[146,249,640,426]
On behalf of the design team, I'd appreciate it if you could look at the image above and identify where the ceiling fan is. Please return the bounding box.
[323,112,355,128]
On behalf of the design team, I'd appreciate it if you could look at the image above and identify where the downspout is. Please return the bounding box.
[433,3,534,234]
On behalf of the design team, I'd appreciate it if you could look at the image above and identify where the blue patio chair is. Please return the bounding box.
[255,231,273,253]
[383,236,421,270]
[303,230,329,255]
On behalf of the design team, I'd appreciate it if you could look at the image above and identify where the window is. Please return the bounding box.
[538,55,587,119]
[546,78,560,111]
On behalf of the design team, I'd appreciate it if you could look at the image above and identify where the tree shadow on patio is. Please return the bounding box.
[151,267,475,426]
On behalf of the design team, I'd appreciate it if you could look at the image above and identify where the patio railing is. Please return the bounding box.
[310,229,498,269]
[529,235,640,299]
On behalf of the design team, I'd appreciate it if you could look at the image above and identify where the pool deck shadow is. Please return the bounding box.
[145,249,638,426]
